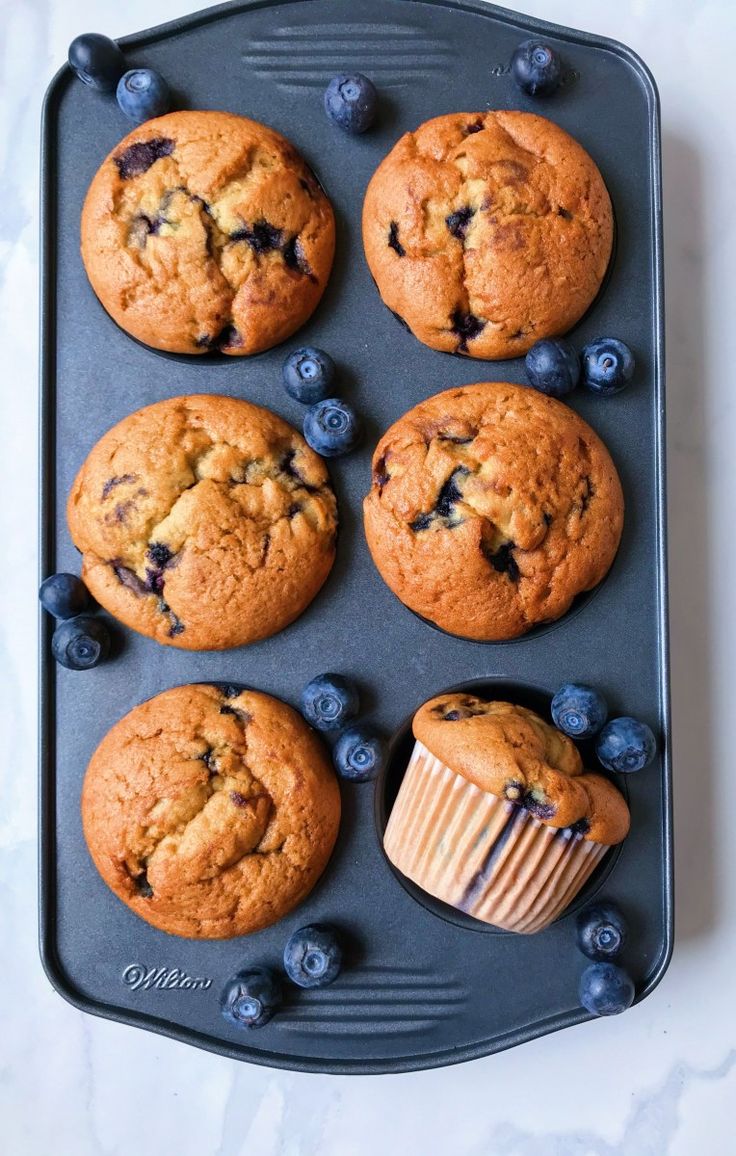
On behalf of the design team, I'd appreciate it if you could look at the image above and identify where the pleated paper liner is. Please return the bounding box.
[384,742,608,934]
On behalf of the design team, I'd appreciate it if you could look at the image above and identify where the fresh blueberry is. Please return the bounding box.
[551,683,608,738]
[116,69,170,124]
[68,33,126,91]
[333,724,386,782]
[301,673,360,732]
[220,968,281,1029]
[303,398,361,457]
[324,73,378,134]
[511,39,562,97]
[39,573,90,620]
[283,925,342,988]
[576,902,627,961]
[582,338,636,396]
[579,962,635,1016]
[282,347,335,404]
[525,338,580,397]
[51,616,110,670]
[596,717,657,773]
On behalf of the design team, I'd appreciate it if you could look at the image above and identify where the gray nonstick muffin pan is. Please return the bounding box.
[39,0,670,1072]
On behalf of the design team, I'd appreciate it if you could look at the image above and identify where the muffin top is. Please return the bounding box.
[67,394,337,650]
[362,110,613,359]
[81,110,335,355]
[81,684,341,938]
[414,694,629,845]
[363,381,624,640]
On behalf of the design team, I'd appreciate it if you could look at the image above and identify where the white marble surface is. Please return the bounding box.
[1,0,734,1151]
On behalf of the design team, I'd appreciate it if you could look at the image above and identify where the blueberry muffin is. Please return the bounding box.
[363,382,623,640]
[81,110,335,355]
[384,694,629,933]
[82,684,341,938]
[67,395,337,649]
[362,111,613,359]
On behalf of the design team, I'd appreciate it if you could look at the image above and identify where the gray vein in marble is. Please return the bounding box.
[215,1070,339,1156]
[469,1050,736,1155]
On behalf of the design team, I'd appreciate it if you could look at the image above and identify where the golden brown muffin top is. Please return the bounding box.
[81,684,341,938]
[363,382,624,640]
[413,694,629,845]
[68,394,337,650]
[362,110,613,359]
[81,110,335,355]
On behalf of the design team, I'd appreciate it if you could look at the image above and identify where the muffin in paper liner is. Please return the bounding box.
[384,740,614,935]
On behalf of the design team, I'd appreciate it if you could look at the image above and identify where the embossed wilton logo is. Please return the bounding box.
[122,963,212,992]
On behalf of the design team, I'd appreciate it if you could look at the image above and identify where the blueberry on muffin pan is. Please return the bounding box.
[582,338,636,395]
[51,616,110,671]
[324,73,378,133]
[511,40,563,97]
[39,573,90,619]
[116,68,170,123]
[68,33,126,91]
[283,925,343,987]
[220,969,282,1029]
[282,347,336,404]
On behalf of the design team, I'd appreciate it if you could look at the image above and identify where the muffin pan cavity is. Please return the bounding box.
[40,0,669,1073]
[376,679,626,935]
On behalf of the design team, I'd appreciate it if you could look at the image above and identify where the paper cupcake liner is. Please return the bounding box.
[384,741,608,934]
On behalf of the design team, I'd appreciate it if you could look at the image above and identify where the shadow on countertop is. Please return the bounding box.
[662,129,716,943]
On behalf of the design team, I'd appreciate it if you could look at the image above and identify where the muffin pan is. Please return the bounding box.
[39,0,670,1072]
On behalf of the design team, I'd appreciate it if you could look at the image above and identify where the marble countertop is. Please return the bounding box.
[2,0,733,1151]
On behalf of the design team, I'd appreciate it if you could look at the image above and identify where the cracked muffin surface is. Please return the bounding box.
[362,110,613,359]
[413,695,629,844]
[81,684,341,938]
[67,394,337,649]
[81,110,335,355]
[363,382,623,640]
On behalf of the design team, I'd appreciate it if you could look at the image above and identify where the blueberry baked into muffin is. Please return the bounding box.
[363,111,613,359]
[82,684,341,938]
[81,110,335,355]
[363,382,623,640]
[67,395,337,649]
[384,694,629,933]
